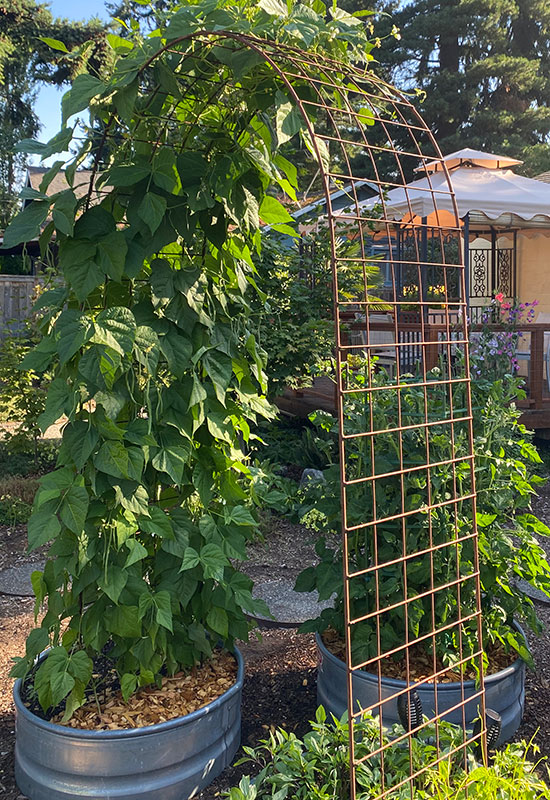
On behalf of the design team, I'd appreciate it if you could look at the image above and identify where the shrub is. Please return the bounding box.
[226,707,550,800]
[0,311,50,467]
[0,475,38,526]
[252,229,384,399]
[254,362,550,670]
[0,440,57,479]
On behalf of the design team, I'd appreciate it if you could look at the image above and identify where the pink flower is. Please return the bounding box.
[501,302,511,310]
[495,293,504,303]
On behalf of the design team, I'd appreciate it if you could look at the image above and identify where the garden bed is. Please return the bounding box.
[1,481,550,799]
[321,627,517,682]
[33,651,238,731]
[0,511,321,800]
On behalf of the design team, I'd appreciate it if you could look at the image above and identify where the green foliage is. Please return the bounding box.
[0,313,50,464]
[249,460,302,516]
[9,0,380,718]
[226,707,550,799]
[0,254,31,275]
[253,229,383,398]
[0,475,38,526]
[259,363,550,669]
[429,743,550,799]
[249,411,336,470]
[0,441,57,479]
[0,0,108,227]
[469,376,550,663]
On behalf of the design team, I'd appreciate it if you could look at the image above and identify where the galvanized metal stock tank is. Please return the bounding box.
[316,632,525,745]
[13,647,244,800]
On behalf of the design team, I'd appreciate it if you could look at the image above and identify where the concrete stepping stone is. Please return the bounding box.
[0,562,44,597]
[251,578,333,628]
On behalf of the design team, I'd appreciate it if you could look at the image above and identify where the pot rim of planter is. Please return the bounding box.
[13,646,244,739]
[315,624,526,689]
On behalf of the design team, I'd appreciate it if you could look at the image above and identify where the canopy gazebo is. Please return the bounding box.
[344,148,550,324]
[280,149,550,427]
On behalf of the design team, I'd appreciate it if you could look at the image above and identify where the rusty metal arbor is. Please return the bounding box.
[87,30,485,799]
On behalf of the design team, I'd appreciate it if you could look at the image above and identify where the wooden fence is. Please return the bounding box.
[0,276,41,336]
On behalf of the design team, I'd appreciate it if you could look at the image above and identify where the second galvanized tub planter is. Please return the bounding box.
[316,632,525,745]
[14,647,244,800]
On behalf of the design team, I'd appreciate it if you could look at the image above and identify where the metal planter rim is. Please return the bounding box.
[13,646,244,740]
[315,625,526,689]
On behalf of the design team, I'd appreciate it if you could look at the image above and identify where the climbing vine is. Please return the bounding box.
[7,0,382,718]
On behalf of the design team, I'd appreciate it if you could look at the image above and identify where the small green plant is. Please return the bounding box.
[249,461,302,517]
[0,310,50,467]
[249,410,337,472]
[0,475,39,526]
[260,361,550,671]
[226,707,550,799]
[428,744,550,799]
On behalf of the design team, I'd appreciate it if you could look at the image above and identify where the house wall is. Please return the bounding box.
[517,232,550,314]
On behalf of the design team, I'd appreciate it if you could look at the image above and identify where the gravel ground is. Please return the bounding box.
[1,478,550,798]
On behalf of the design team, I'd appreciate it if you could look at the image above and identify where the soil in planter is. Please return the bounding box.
[322,628,517,683]
[24,651,237,731]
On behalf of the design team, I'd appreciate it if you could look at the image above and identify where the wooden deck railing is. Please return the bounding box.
[347,320,550,409]
[278,320,550,426]
[467,322,550,412]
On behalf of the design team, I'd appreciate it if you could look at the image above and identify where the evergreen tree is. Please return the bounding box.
[0,1,107,227]
[380,0,550,174]
[106,0,173,29]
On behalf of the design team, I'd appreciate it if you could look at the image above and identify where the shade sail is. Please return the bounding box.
[350,166,550,223]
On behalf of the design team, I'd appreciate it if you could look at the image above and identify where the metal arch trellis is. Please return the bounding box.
[87,31,486,799]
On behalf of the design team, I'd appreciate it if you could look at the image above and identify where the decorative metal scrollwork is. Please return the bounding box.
[471,248,489,298]
[497,248,513,297]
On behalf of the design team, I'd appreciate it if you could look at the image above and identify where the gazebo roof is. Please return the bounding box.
[417,147,523,174]
[350,151,550,226]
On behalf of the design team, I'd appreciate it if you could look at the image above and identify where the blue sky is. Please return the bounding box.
[34,1,111,153]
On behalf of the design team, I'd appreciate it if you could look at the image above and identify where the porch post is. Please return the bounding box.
[396,223,402,317]
[421,215,428,322]
[463,213,470,318]
[513,229,517,298]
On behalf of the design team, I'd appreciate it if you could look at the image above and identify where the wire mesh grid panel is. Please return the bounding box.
[312,62,487,799]
[85,31,486,799]
[260,46,486,799]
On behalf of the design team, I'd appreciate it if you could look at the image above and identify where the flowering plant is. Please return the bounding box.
[470,295,539,381]
[401,283,447,311]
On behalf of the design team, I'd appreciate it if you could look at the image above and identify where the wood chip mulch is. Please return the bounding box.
[323,628,517,683]
[52,651,238,731]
